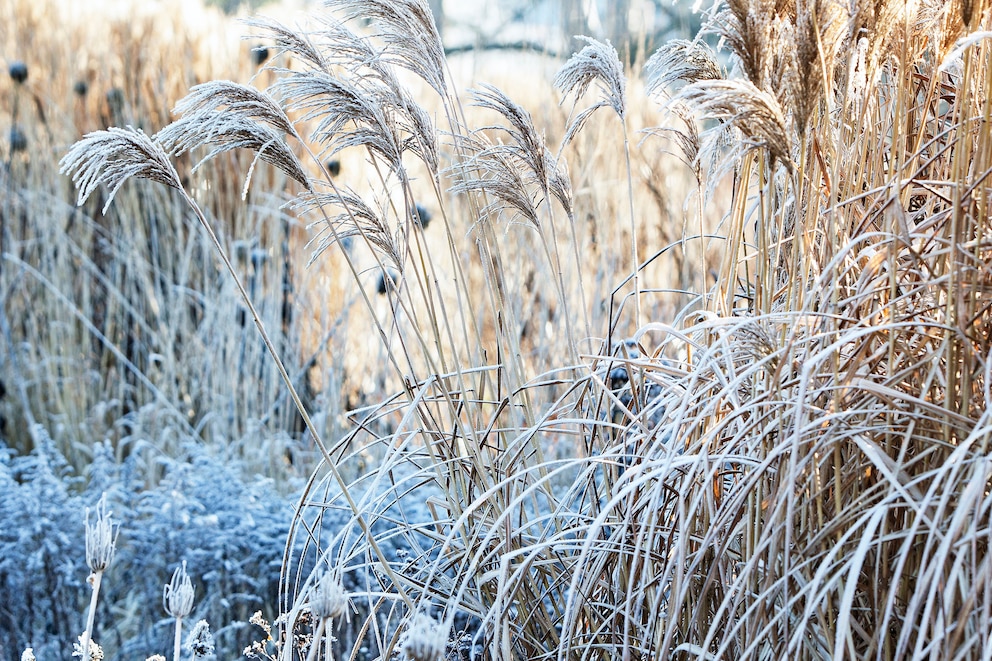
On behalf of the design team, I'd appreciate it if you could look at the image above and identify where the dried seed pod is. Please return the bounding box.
[8,61,27,84]
[252,45,270,66]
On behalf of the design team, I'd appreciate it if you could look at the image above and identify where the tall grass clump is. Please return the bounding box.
[61,0,992,659]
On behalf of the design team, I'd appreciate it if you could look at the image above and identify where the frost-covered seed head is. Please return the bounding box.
[21,648,35,661]
[186,619,215,659]
[399,613,449,661]
[72,636,103,660]
[310,570,348,621]
[163,561,195,619]
[85,494,118,573]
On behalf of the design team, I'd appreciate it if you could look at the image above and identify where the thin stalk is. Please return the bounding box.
[175,189,413,611]
[81,570,102,661]
[622,125,640,327]
[172,616,183,661]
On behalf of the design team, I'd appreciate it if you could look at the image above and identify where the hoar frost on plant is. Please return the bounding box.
[185,619,215,659]
[399,613,450,661]
[310,570,349,621]
[163,561,195,618]
[85,494,118,574]
[72,635,104,661]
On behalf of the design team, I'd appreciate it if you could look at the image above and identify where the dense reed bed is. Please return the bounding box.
[8,0,992,658]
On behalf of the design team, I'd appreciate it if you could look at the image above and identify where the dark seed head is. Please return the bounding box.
[73,80,88,97]
[252,45,270,66]
[608,366,629,390]
[326,159,341,177]
[8,61,27,84]
[250,248,269,270]
[9,125,27,153]
[411,203,432,229]
[105,87,125,117]
[376,269,398,295]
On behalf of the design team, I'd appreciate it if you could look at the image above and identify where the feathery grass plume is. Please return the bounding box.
[447,134,540,227]
[20,649,35,661]
[296,189,400,267]
[554,36,626,147]
[790,0,845,133]
[644,38,723,98]
[271,69,404,171]
[58,126,182,213]
[80,494,118,661]
[329,0,447,97]
[711,0,776,91]
[676,78,794,168]
[155,82,309,191]
[243,16,330,72]
[469,83,574,213]
[164,561,195,661]
[555,34,637,325]
[470,84,551,188]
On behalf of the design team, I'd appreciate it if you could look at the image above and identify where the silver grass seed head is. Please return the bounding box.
[399,613,450,661]
[163,561,195,619]
[59,126,182,214]
[555,36,626,119]
[84,493,118,574]
[644,39,722,98]
[329,0,447,96]
[21,649,35,661]
[310,570,348,621]
[185,619,215,659]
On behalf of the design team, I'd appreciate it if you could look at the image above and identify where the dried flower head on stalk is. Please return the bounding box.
[85,494,119,574]
[399,612,450,661]
[164,561,195,619]
[310,569,349,621]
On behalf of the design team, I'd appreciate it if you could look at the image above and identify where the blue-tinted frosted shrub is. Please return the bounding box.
[0,428,302,660]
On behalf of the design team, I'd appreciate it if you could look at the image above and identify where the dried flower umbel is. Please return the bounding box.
[164,561,196,661]
[81,495,118,661]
